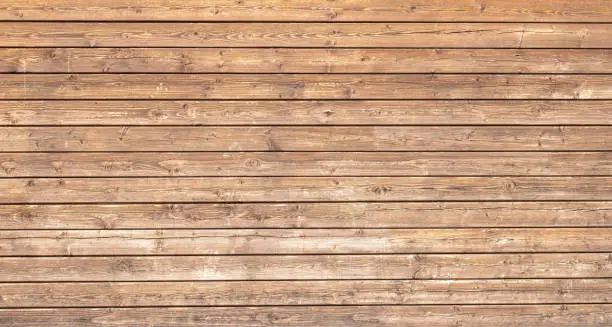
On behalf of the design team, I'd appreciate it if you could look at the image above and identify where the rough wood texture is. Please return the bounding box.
[2,100,611,125]
[2,253,609,281]
[2,74,611,99]
[0,202,609,230]
[1,279,609,307]
[1,228,610,255]
[1,152,610,177]
[2,127,610,152]
[1,0,611,22]
[1,305,610,327]
[2,49,610,73]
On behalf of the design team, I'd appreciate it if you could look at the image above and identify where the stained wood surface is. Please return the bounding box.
[2,177,612,203]
[2,126,611,152]
[2,49,610,73]
[2,100,611,125]
[2,152,610,177]
[2,279,610,307]
[1,0,610,323]
[2,74,611,99]
[1,305,610,327]
[0,202,610,229]
[1,0,611,22]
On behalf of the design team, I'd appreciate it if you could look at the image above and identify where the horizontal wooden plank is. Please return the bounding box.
[3,49,611,73]
[2,254,609,281]
[2,74,611,99]
[2,127,610,152]
[2,177,612,203]
[3,100,611,125]
[1,202,610,229]
[1,279,609,307]
[1,152,610,177]
[1,0,610,22]
[2,305,611,327]
[0,23,610,48]
[1,228,609,255]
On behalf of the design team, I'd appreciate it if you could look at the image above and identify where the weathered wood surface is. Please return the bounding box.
[2,177,612,203]
[2,74,611,99]
[2,100,611,125]
[1,305,610,327]
[2,127,611,152]
[2,253,609,281]
[1,152,610,177]
[1,202,609,230]
[0,228,609,255]
[2,49,610,73]
[0,23,610,48]
[2,0,611,22]
[1,279,609,307]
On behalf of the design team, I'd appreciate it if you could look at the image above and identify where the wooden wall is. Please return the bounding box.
[0,1,610,326]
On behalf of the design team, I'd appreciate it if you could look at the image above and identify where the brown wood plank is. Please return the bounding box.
[2,127,610,152]
[2,305,610,327]
[0,23,610,48]
[3,100,611,125]
[0,202,609,230]
[0,228,609,255]
[1,279,609,307]
[2,74,611,99]
[2,49,610,73]
[2,254,609,281]
[1,0,611,22]
[2,177,612,203]
[1,152,610,177]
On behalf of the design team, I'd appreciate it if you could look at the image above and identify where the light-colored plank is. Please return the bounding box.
[1,228,609,255]
[0,23,609,48]
[1,0,610,22]
[0,202,610,229]
[2,74,611,99]
[1,279,609,307]
[2,49,610,73]
[2,305,610,327]
[1,127,610,152]
[2,254,609,281]
[2,177,612,203]
[1,152,610,177]
[2,100,611,125]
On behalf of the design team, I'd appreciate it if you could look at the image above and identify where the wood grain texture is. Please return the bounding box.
[2,74,611,99]
[1,0,611,22]
[1,152,610,177]
[1,228,609,255]
[2,127,610,152]
[2,100,611,125]
[2,177,612,203]
[2,254,609,281]
[1,279,609,307]
[2,49,610,73]
[1,305,610,327]
[0,23,610,48]
[1,202,609,230]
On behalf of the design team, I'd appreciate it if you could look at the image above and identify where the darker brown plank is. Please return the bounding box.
[2,177,612,203]
[2,254,609,281]
[2,100,611,125]
[2,74,611,99]
[2,49,610,73]
[1,279,609,307]
[0,202,610,229]
[1,305,610,327]
[1,152,610,177]
[1,228,610,255]
[1,127,610,152]
[0,23,610,48]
